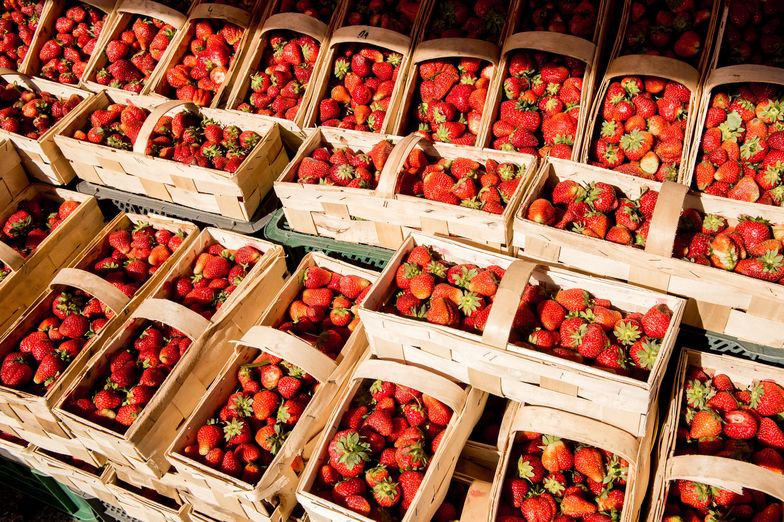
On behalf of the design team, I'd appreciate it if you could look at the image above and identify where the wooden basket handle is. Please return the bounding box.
[481,259,537,349]
[352,359,465,413]
[0,241,25,272]
[132,100,195,154]
[233,325,338,384]
[328,25,411,54]
[459,480,493,522]
[502,32,595,65]
[605,55,699,92]
[643,181,688,258]
[667,455,784,500]
[512,405,639,465]
[130,298,210,340]
[50,268,131,315]
[412,38,499,64]
[260,13,328,41]
[374,133,426,198]
[189,3,250,27]
[116,0,187,28]
[705,64,784,92]
[82,0,116,13]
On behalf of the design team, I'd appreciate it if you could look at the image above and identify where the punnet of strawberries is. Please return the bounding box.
[36,2,107,84]
[407,57,493,146]
[431,478,469,521]
[589,75,691,181]
[294,138,393,188]
[341,0,422,37]
[663,481,782,521]
[619,0,714,67]
[0,195,80,282]
[396,148,527,214]
[234,30,320,120]
[0,0,44,70]
[0,82,83,139]
[311,379,455,518]
[117,479,182,509]
[39,447,104,475]
[71,103,150,151]
[717,0,784,68]
[65,320,192,430]
[673,208,784,283]
[317,44,403,132]
[422,0,508,44]
[93,15,178,93]
[693,82,784,205]
[526,179,660,248]
[162,19,245,106]
[385,244,674,378]
[490,50,585,158]
[144,109,263,173]
[497,433,629,520]
[0,222,187,393]
[515,0,600,40]
[273,0,337,23]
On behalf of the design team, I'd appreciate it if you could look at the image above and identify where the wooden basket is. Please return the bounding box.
[389,37,500,147]
[0,184,103,336]
[104,467,194,522]
[79,0,188,96]
[608,0,722,76]
[488,400,655,522]
[0,212,197,466]
[482,31,598,159]
[221,13,330,132]
[24,0,118,83]
[0,70,91,184]
[296,357,488,522]
[514,157,784,349]
[56,98,289,220]
[682,64,784,192]
[0,139,30,208]
[359,231,684,437]
[30,446,118,505]
[578,55,701,184]
[302,25,412,133]
[0,430,36,468]
[146,3,255,108]
[647,348,784,520]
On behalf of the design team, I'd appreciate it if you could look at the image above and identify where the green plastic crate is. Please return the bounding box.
[264,209,393,271]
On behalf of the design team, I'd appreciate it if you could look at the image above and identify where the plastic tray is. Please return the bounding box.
[680,326,784,366]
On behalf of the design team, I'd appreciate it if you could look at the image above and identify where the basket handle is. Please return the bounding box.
[0,240,24,272]
[374,133,426,198]
[666,455,784,500]
[605,55,699,92]
[130,298,210,340]
[116,0,187,27]
[643,181,688,258]
[132,100,195,154]
[481,259,537,349]
[260,13,328,41]
[705,64,784,92]
[328,25,411,54]
[189,3,250,26]
[502,32,595,65]
[50,268,131,315]
[412,38,499,64]
[233,325,338,384]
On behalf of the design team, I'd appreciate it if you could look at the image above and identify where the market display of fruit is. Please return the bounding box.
[161,19,245,106]
[340,0,422,36]
[93,15,178,92]
[0,222,186,392]
[387,244,673,376]
[673,208,784,283]
[588,76,691,181]
[71,103,150,150]
[316,44,403,132]
[490,50,585,158]
[526,179,660,248]
[662,481,783,521]
[294,138,393,187]
[0,0,44,70]
[422,0,510,44]
[692,82,784,205]
[407,57,493,146]
[143,109,262,173]
[0,82,83,139]
[234,30,320,120]
[497,433,629,520]
[35,2,108,84]
[514,0,601,40]
[396,149,526,214]
[716,0,784,68]
[618,0,715,67]
[310,379,453,517]
[0,195,80,282]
